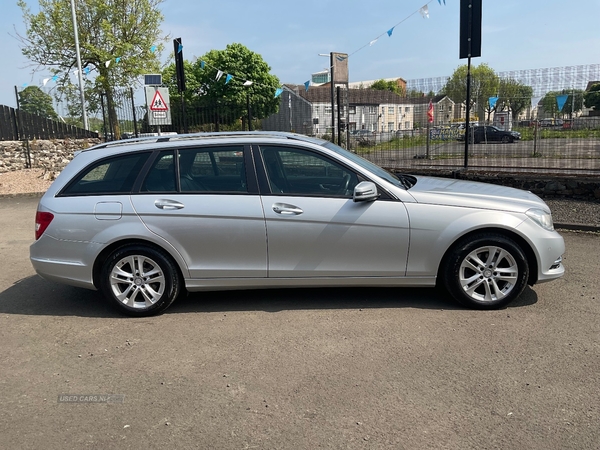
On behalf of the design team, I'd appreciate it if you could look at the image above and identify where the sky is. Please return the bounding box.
[1,0,599,108]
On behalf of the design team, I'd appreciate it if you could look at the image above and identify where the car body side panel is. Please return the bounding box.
[404,203,528,277]
[130,194,267,278]
[263,196,410,278]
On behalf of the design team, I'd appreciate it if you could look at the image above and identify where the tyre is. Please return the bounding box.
[501,135,512,143]
[100,245,181,316]
[441,233,529,309]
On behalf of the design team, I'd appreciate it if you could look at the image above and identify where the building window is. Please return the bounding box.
[388,122,394,131]
[405,121,411,129]
[439,105,444,112]
[349,106,356,114]
[369,106,377,114]
[405,107,410,113]
[325,106,332,114]
[388,107,394,115]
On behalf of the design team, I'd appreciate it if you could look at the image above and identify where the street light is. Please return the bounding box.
[70,0,89,130]
[318,53,335,143]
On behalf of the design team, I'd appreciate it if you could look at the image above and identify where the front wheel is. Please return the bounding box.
[441,233,529,309]
[100,245,181,316]
[501,135,512,143]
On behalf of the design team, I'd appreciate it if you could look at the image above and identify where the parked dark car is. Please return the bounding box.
[458,126,521,144]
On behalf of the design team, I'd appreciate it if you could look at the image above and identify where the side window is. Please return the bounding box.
[179,146,246,193]
[141,151,176,192]
[260,146,358,197]
[61,152,150,196]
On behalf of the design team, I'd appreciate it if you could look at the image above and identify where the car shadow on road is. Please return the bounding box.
[0,275,538,318]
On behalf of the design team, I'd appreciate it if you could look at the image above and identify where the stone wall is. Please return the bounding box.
[0,139,101,176]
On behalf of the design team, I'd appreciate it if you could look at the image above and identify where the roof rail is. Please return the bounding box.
[85,131,312,152]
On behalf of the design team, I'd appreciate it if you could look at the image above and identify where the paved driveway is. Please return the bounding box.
[1,196,598,449]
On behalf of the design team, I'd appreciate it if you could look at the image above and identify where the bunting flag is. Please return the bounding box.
[437,0,446,4]
[275,88,283,97]
[52,75,58,81]
[387,27,394,37]
[225,74,233,84]
[150,45,157,53]
[420,5,429,18]
[200,60,206,69]
[83,67,90,75]
[531,96,542,108]
[105,60,111,68]
[43,78,50,86]
[115,57,121,63]
[243,80,253,86]
[304,80,310,91]
[556,94,569,112]
[489,97,499,109]
[215,70,224,81]
[177,43,183,54]
[369,39,378,46]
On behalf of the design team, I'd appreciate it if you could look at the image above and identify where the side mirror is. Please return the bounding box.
[353,181,379,202]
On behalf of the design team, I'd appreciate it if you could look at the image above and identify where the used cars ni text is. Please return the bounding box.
[30,132,564,316]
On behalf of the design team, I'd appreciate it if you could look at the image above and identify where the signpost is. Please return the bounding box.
[145,86,172,134]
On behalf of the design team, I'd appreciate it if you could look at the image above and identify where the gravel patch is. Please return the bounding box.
[1,169,598,228]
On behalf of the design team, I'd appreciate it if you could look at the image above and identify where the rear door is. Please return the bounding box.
[130,145,267,279]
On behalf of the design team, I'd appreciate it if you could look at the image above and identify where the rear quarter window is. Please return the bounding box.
[60,152,150,196]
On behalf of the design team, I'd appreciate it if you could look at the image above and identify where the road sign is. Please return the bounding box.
[149,89,168,111]
[145,87,171,126]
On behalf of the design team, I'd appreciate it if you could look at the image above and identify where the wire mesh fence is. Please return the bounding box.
[68,64,600,176]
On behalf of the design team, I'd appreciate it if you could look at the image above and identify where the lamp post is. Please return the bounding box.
[318,53,335,143]
[70,0,89,130]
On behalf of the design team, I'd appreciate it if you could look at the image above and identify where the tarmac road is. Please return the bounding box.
[1,196,598,449]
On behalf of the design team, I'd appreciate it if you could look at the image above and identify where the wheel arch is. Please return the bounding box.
[437,227,539,287]
[92,238,187,291]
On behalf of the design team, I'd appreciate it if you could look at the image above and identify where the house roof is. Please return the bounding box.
[586,81,600,90]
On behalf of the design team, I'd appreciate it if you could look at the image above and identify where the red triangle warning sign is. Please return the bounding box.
[149,90,168,111]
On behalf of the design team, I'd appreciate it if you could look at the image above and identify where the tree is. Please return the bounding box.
[18,86,58,119]
[442,63,500,121]
[541,89,585,118]
[370,79,404,96]
[163,43,280,131]
[18,0,165,137]
[584,83,600,111]
[495,79,533,121]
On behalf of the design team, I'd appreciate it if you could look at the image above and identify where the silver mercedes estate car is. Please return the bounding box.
[30,132,565,316]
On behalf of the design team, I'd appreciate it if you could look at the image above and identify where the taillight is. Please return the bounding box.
[35,211,54,240]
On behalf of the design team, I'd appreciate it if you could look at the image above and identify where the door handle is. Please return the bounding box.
[154,199,185,210]
[272,203,303,215]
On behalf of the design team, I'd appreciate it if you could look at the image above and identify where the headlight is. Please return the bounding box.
[526,208,554,231]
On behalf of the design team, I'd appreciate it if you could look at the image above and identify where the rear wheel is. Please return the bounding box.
[441,233,529,309]
[100,245,181,316]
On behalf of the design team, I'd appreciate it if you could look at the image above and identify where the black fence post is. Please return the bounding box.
[130,87,139,138]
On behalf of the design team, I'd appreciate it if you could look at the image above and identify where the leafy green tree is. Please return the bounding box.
[442,63,500,121]
[18,0,165,137]
[370,79,404,96]
[495,79,533,121]
[541,89,584,118]
[194,43,280,125]
[18,86,58,119]
[163,43,280,131]
[584,83,600,111]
